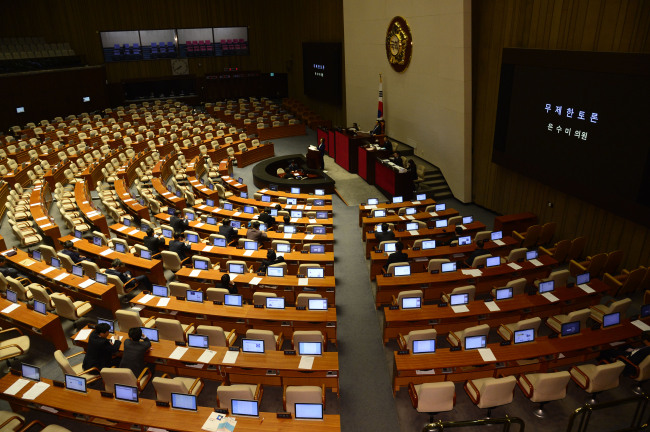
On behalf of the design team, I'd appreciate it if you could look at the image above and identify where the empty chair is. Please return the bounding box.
[6,277,34,302]
[29,285,56,311]
[602,250,624,276]
[54,349,101,384]
[491,277,527,298]
[566,236,587,262]
[570,361,625,400]
[505,247,528,263]
[195,325,236,347]
[253,291,277,306]
[115,309,155,330]
[392,290,423,309]
[517,371,571,418]
[539,239,571,263]
[50,293,92,322]
[570,252,607,278]
[292,330,325,352]
[409,381,455,421]
[606,266,647,297]
[589,298,631,325]
[534,269,570,289]
[441,285,476,304]
[471,254,492,268]
[216,383,262,409]
[513,224,542,248]
[152,374,203,402]
[0,410,25,431]
[546,308,591,334]
[205,287,229,303]
[296,293,322,308]
[386,261,409,275]
[154,318,194,343]
[465,375,517,418]
[398,328,437,352]
[245,329,283,351]
[447,324,490,348]
[283,385,325,416]
[497,317,542,341]
[0,328,30,363]
[100,367,152,393]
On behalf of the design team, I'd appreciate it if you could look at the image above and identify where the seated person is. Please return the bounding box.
[384,242,408,271]
[389,151,403,167]
[82,322,121,371]
[169,232,192,262]
[143,228,166,257]
[465,239,489,267]
[286,159,299,172]
[258,208,275,228]
[0,256,21,279]
[246,221,268,243]
[170,210,190,234]
[219,218,238,243]
[375,223,396,243]
[60,240,86,264]
[258,249,285,274]
[600,343,650,375]
[120,327,152,377]
[218,274,238,295]
[105,259,152,292]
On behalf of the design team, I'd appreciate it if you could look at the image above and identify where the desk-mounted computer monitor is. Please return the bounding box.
[367,198,379,205]
[513,328,535,344]
[401,297,421,309]
[114,384,139,403]
[152,285,168,297]
[97,318,115,333]
[276,243,291,253]
[435,219,448,228]
[491,231,503,241]
[449,293,469,306]
[22,363,40,381]
[266,297,285,309]
[485,256,500,268]
[298,342,322,356]
[412,339,436,354]
[416,193,427,201]
[576,272,590,285]
[602,312,620,328]
[495,287,513,301]
[392,196,403,204]
[231,399,259,418]
[538,280,554,294]
[291,187,301,194]
[186,290,204,303]
[307,268,324,278]
[458,236,471,246]
[421,240,436,250]
[171,393,197,411]
[261,195,271,202]
[435,204,446,212]
[224,294,243,307]
[241,338,265,354]
[393,265,411,276]
[187,334,209,349]
[308,298,328,310]
[140,327,159,342]
[33,299,47,315]
[462,216,473,224]
[441,262,457,273]
[315,189,325,196]
[405,222,419,231]
[561,321,580,337]
[383,242,396,253]
[244,241,258,251]
[464,335,487,350]
[229,263,245,274]
[213,237,226,247]
[65,374,87,393]
[526,250,538,260]
[267,266,284,277]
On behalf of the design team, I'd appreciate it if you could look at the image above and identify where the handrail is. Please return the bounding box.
[422,415,525,432]
[566,393,649,432]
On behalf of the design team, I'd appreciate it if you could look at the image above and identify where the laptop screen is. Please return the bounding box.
[187,334,209,349]
[464,335,487,350]
[491,231,503,241]
[224,294,243,306]
[186,290,204,303]
[486,256,500,268]
[33,299,47,315]
[393,265,411,276]
[152,285,168,297]
[315,189,325,196]
[171,393,197,411]
[367,198,379,205]
[114,243,126,253]
[526,250,538,260]
[22,363,40,381]
[242,339,265,353]
[291,210,303,218]
[373,210,386,218]
[32,250,42,261]
[561,321,580,336]
[51,257,60,269]
[97,318,115,333]
[96,272,108,284]
[458,236,472,246]
[261,195,271,202]
[74,230,83,239]
[206,199,215,207]
[267,266,284,277]
[405,208,416,215]
[213,237,227,247]
[495,287,513,300]
[140,250,151,260]
[308,298,328,310]
[307,268,324,278]
[435,204,446,211]
[206,217,217,225]
[462,216,473,224]
[229,263,244,274]
[295,403,324,420]
[244,241,258,251]
[641,304,650,318]
[514,328,535,344]
[603,312,620,328]
[266,297,285,309]
[276,243,291,253]
[449,293,469,306]
[140,327,159,342]
[72,265,83,277]
[223,203,233,211]
[401,297,421,309]
[576,273,590,285]
[435,219,448,228]
[383,242,396,253]
[283,225,296,234]
[114,384,139,403]
[231,399,259,418]
[405,222,419,231]
[441,262,457,273]
[298,342,322,356]
[243,206,254,214]
[412,339,436,354]
[392,196,403,203]
[65,374,87,393]
[287,198,297,205]
[316,211,328,219]
[186,234,198,244]
[539,280,554,293]
[421,240,436,250]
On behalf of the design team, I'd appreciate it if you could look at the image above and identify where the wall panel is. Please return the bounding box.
[473,0,650,269]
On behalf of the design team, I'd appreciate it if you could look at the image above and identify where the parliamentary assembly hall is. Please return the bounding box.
[0,1,648,431]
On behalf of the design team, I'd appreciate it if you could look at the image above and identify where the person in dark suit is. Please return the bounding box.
[142,228,165,257]
[218,274,238,295]
[246,221,268,243]
[258,249,285,274]
[82,323,121,371]
[389,151,403,167]
[0,256,20,279]
[375,223,396,243]
[258,209,275,229]
[60,240,86,264]
[120,327,151,377]
[465,240,490,267]
[317,138,326,171]
[219,218,238,243]
[170,210,189,234]
[600,344,650,375]
[105,259,152,292]
[384,242,409,270]
[169,232,192,261]
[286,159,299,172]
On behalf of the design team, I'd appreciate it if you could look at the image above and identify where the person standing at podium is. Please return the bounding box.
[317,138,326,172]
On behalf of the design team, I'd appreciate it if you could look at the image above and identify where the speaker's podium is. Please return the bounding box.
[306,145,322,169]
[334,129,374,173]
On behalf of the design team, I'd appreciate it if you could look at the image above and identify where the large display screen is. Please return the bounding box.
[492,49,650,226]
[302,42,342,105]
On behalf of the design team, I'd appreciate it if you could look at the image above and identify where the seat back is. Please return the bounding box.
[476,376,517,408]
[549,239,571,263]
[566,308,591,328]
[206,288,229,302]
[156,318,185,342]
[427,258,450,272]
[527,371,571,403]
[50,293,77,320]
[461,324,490,346]
[246,329,277,351]
[296,293,322,308]
[588,361,625,393]
[603,250,624,276]
[115,309,144,331]
[415,382,455,413]
[54,350,75,375]
[161,251,182,272]
[607,297,632,316]
[169,282,191,298]
[567,236,587,262]
[80,260,100,279]
[506,277,527,295]
[39,245,57,263]
[449,285,476,302]
[474,231,491,243]
[547,269,570,288]
[586,253,608,278]
[635,356,650,382]
[405,328,437,352]
[521,224,542,248]
[292,331,324,351]
[471,254,492,268]
[101,368,137,392]
[386,262,409,276]
[196,325,230,347]
[514,317,542,334]
[284,386,324,415]
[216,385,255,409]
[506,248,528,263]
[153,377,189,402]
[29,285,54,310]
[539,222,557,246]
[253,291,277,306]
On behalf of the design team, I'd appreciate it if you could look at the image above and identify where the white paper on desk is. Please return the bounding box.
[308,218,317,224]
[4,378,30,395]
[189,269,202,278]
[412,201,421,205]
[478,348,497,362]
[290,218,298,223]
[198,205,207,210]
[542,292,560,303]
[201,412,226,432]
[138,294,154,304]
[399,216,406,220]
[285,205,293,209]
[40,223,52,228]
[203,245,213,252]
[299,356,315,370]
[228,274,237,282]
[243,250,254,257]
[169,347,188,360]
[260,189,268,193]
[22,381,49,400]
[415,369,436,375]
[579,284,595,293]
[408,230,419,236]
[54,273,69,281]
[529,259,543,267]
[116,226,128,232]
[128,229,140,235]
[36,216,48,222]
[40,266,56,275]
[429,212,438,217]
[163,192,172,196]
[195,222,205,228]
[461,269,483,277]
[406,215,415,220]
[451,305,469,314]
[157,297,170,307]
[507,262,522,270]
[70,238,80,243]
[305,206,313,210]
[485,301,501,312]
[249,277,262,286]
[79,279,94,289]
[198,349,217,364]
[232,212,241,217]
[146,427,168,432]
[222,350,238,364]
[365,205,377,210]
[304,234,315,240]
[1,303,20,314]
[632,320,650,332]
[100,249,114,256]
[124,198,134,203]
[494,239,505,246]
[283,233,293,239]
[74,328,92,341]
[298,278,309,286]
